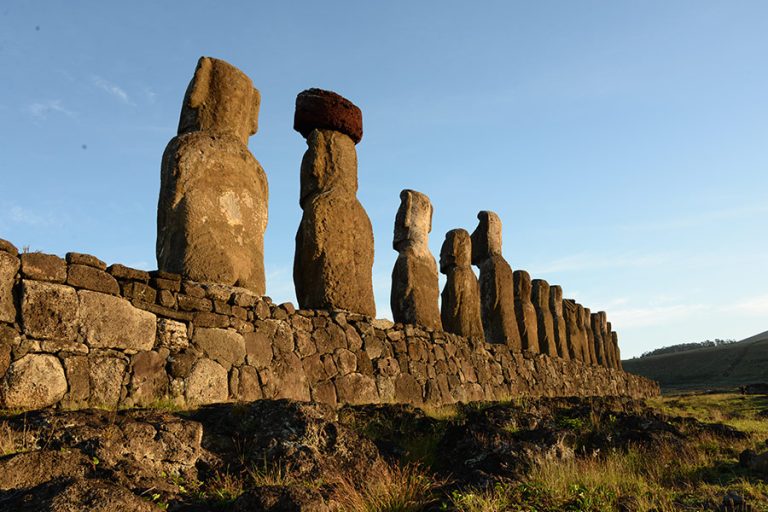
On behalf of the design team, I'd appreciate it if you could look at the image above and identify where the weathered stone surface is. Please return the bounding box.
[470,211,520,347]
[532,280,558,356]
[79,291,156,351]
[1,354,67,409]
[612,331,622,370]
[67,264,119,295]
[157,318,189,351]
[130,351,168,405]
[294,128,375,316]
[0,251,19,323]
[583,307,597,366]
[513,270,539,353]
[89,356,126,407]
[186,358,229,404]
[238,366,263,401]
[157,57,268,294]
[294,88,363,144]
[390,189,440,330]
[20,252,66,283]
[21,280,78,341]
[273,352,312,401]
[107,263,149,281]
[193,327,246,369]
[0,238,18,255]
[549,285,569,360]
[563,299,585,361]
[66,252,106,270]
[591,312,606,366]
[244,330,273,368]
[440,229,484,339]
[335,372,378,404]
[0,325,19,377]
[62,355,90,406]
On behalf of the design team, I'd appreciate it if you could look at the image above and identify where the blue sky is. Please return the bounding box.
[1,1,766,358]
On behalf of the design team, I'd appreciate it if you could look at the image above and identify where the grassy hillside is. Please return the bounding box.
[624,330,768,393]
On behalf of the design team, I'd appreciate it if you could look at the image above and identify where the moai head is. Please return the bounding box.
[531,279,550,304]
[393,189,433,253]
[294,88,363,144]
[513,269,533,298]
[440,229,471,274]
[177,57,261,144]
[550,285,563,305]
[470,211,503,265]
[598,311,608,331]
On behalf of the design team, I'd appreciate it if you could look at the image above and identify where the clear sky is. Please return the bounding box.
[1,1,766,358]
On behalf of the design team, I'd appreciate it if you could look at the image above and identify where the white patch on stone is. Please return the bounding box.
[219,191,242,226]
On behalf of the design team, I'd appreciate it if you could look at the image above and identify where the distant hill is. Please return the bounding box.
[623,330,768,393]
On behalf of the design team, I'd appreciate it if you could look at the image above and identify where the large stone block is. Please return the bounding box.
[513,270,539,353]
[440,229,484,339]
[186,358,229,404]
[158,57,268,294]
[20,252,66,283]
[89,356,127,407]
[470,211,520,347]
[390,189,441,330]
[66,264,119,295]
[192,327,246,369]
[130,351,168,405]
[0,251,19,323]
[1,354,67,409]
[335,372,378,405]
[78,290,156,351]
[21,280,78,341]
[294,127,375,316]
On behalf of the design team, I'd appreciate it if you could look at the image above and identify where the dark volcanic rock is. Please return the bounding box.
[294,88,363,144]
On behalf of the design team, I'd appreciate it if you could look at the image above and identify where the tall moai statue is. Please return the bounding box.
[469,211,521,348]
[591,312,607,366]
[549,285,569,360]
[157,57,268,293]
[563,299,585,361]
[293,89,375,316]
[531,279,558,356]
[513,270,540,353]
[575,303,591,361]
[391,190,441,329]
[599,312,614,368]
[611,330,623,370]
[440,229,484,339]
[583,307,598,365]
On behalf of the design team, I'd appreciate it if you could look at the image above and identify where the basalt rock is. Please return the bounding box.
[440,229,483,339]
[532,279,558,356]
[470,211,520,348]
[293,92,375,316]
[549,285,569,360]
[390,190,441,330]
[157,56,268,294]
[513,270,539,353]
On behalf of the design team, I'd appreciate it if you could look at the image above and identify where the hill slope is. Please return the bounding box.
[623,330,768,392]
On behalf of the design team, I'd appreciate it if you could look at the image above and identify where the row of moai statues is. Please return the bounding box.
[391,193,621,369]
[156,57,621,370]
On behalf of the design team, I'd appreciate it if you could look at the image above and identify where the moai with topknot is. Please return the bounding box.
[469,211,521,348]
[440,229,484,339]
[157,57,268,293]
[513,270,539,353]
[391,190,441,330]
[549,285,569,360]
[293,89,376,316]
[532,279,558,356]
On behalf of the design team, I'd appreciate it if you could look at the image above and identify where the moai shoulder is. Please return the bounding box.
[391,190,441,330]
[440,229,484,339]
[157,56,268,294]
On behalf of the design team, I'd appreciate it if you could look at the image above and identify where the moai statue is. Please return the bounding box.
[599,312,614,368]
[440,229,484,339]
[469,211,521,348]
[531,279,557,356]
[549,285,569,360]
[293,89,375,316]
[157,57,268,293]
[563,299,587,361]
[583,307,598,365]
[391,189,441,330]
[575,303,591,361]
[611,330,623,370]
[513,270,540,353]
[590,312,606,366]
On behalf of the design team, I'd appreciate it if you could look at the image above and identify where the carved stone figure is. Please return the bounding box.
[583,307,597,365]
[549,285,569,360]
[440,229,484,339]
[157,57,268,293]
[470,211,520,348]
[563,299,585,361]
[391,190,441,330]
[611,330,623,370]
[532,279,558,356]
[513,270,539,352]
[293,89,375,316]
[591,312,606,366]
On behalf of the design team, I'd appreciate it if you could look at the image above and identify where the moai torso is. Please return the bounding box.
[549,285,569,360]
[391,190,441,330]
[470,211,520,348]
[293,89,375,316]
[575,303,591,362]
[591,312,606,366]
[563,299,584,361]
[513,270,539,352]
[157,57,268,294]
[583,307,597,365]
[440,229,484,339]
[611,330,623,370]
[532,279,558,356]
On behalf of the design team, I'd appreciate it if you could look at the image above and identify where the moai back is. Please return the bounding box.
[157,57,268,294]
[440,229,484,339]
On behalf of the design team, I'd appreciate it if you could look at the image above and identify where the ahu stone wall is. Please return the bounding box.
[0,239,658,412]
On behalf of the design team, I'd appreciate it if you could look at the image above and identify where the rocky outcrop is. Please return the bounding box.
[293,89,375,316]
[440,229,484,339]
[513,270,539,353]
[157,57,268,294]
[390,190,441,330]
[470,211,520,348]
